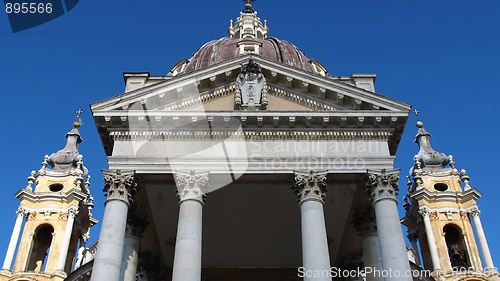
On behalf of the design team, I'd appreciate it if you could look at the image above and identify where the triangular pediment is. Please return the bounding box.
[91,55,411,156]
[91,54,410,114]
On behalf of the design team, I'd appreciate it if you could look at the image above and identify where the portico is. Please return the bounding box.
[88,3,412,280]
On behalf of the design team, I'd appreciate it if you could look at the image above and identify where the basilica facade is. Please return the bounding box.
[0,2,496,281]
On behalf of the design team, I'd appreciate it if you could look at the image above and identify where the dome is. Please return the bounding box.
[169,5,328,76]
[181,37,318,74]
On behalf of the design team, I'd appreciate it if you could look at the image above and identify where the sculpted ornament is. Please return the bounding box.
[234,60,268,110]
[102,170,137,206]
[292,171,327,204]
[469,207,480,218]
[418,207,431,218]
[16,207,27,218]
[174,171,209,203]
[366,169,400,204]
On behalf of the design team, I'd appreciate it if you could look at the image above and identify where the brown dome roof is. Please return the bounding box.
[182,37,317,74]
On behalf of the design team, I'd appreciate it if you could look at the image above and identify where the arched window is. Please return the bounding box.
[443,224,470,269]
[27,224,54,272]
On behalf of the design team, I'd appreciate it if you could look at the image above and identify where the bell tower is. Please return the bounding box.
[0,111,97,281]
[403,120,496,280]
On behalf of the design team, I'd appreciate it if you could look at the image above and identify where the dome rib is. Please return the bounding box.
[180,37,321,75]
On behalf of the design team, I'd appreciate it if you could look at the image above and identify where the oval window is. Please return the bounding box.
[434,183,448,192]
[48,183,64,192]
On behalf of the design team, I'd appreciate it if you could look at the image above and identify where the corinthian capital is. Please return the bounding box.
[366,169,400,204]
[469,207,480,218]
[418,207,431,218]
[292,171,328,204]
[102,170,137,206]
[351,207,377,237]
[16,207,27,217]
[174,171,209,203]
[126,205,150,237]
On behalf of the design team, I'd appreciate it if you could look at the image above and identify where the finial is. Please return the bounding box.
[74,108,84,128]
[243,0,255,11]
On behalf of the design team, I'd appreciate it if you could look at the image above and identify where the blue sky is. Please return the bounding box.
[0,0,499,269]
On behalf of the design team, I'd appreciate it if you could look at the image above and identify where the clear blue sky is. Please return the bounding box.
[1,0,499,269]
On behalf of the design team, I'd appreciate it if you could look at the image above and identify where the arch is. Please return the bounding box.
[27,224,54,272]
[443,224,470,269]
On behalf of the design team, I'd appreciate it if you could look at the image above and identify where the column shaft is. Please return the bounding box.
[2,210,25,270]
[367,169,412,281]
[300,200,332,281]
[472,213,494,269]
[361,234,383,281]
[91,169,136,281]
[421,213,440,270]
[56,210,76,271]
[90,200,129,281]
[172,200,203,281]
[294,171,331,281]
[120,234,140,281]
[373,199,412,281]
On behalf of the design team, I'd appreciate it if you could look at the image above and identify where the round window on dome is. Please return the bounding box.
[48,183,64,192]
[434,183,448,192]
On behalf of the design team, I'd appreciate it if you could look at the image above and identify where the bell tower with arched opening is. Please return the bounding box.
[0,112,97,281]
[403,120,496,280]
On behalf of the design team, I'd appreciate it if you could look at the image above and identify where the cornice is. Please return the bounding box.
[410,187,482,203]
[15,187,88,204]
[91,55,410,113]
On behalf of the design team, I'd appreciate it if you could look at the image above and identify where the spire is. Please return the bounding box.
[47,109,87,174]
[411,119,450,176]
[228,0,269,39]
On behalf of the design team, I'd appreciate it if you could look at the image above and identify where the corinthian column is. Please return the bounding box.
[352,208,383,281]
[293,171,332,281]
[2,207,26,271]
[470,208,494,269]
[56,208,78,272]
[366,169,412,281]
[172,171,209,281]
[91,170,137,281]
[418,207,440,271]
[120,206,149,281]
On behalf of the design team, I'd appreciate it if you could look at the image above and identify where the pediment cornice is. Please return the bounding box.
[91,54,410,113]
